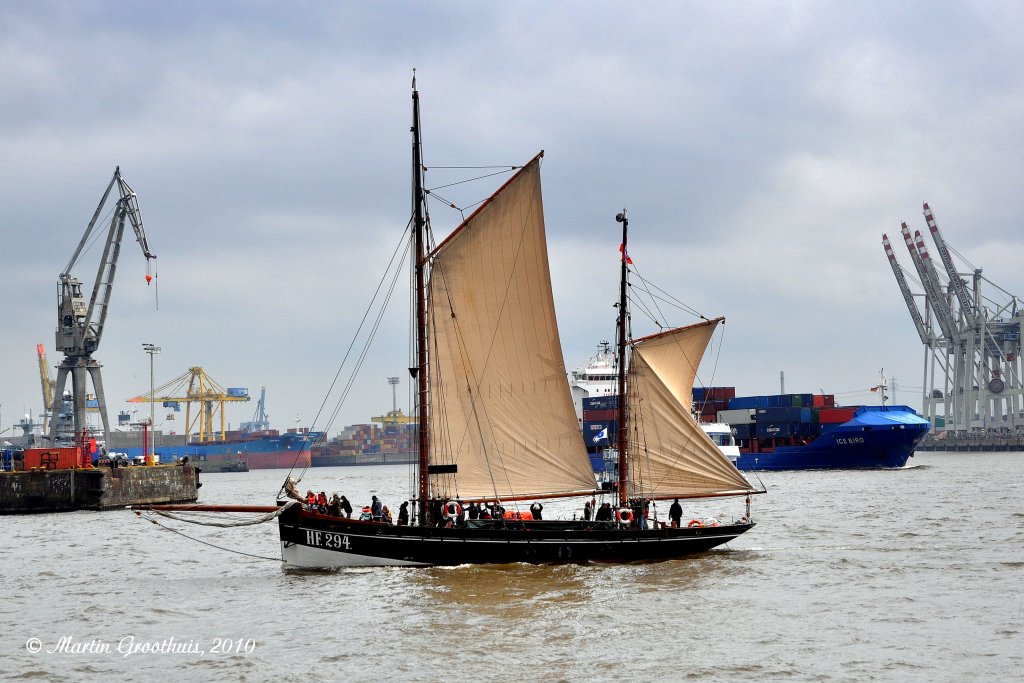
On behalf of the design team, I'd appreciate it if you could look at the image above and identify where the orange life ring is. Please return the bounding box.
[616,509,633,524]
[687,519,704,528]
[444,501,462,518]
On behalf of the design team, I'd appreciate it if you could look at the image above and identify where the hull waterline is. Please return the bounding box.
[278,506,753,568]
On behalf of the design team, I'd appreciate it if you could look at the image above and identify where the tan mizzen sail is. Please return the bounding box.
[427,154,597,501]
[626,318,755,499]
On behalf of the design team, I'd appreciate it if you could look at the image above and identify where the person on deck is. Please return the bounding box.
[467,502,479,520]
[317,491,328,513]
[306,490,316,510]
[340,495,353,518]
[669,498,683,528]
[397,501,409,526]
[530,502,543,520]
[371,495,383,522]
[328,494,342,516]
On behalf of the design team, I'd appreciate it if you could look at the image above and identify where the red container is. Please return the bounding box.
[583,408,618,422]
[818,407,855,424]
[812,395,836,408]
[22,447,83,470]
[706,387,737,401]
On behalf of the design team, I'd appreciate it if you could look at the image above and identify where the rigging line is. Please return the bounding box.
[278,219,412,492]
[318,235,411,454]
[137,513,280,562]
[426,165,521,170]
[627,291,664,330]
[426,167,519,191]
[628,263,672,330]
[631,268,706,319]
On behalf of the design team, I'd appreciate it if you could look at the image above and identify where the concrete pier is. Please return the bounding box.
[0,464,199,514]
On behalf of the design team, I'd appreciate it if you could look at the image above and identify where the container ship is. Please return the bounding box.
[570,344,930,471]
[311,409,416,466]
[105,428,321,471]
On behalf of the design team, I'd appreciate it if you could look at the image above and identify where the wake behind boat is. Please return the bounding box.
[136,80,761,568]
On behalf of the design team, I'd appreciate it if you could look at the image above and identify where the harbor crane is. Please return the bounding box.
[128,367,249,443]
[50,168,156,446]
[36,344,56,433]
[883,203,1023,432]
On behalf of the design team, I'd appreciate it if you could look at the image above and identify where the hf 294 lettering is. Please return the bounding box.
[306,530,351,550]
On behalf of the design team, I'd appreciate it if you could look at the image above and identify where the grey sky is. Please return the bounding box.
[2,1,1022,437]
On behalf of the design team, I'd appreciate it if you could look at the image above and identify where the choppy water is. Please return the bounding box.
[3,451,1022,682]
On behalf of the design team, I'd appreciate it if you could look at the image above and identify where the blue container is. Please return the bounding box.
[583,395,619,410]
[692,387,706,402]
[227,387,249,397]
[756,422,795,439]
[2,449,13,472]
[732,423,751,440]
[757,407,803,422]
[727,396,758,409]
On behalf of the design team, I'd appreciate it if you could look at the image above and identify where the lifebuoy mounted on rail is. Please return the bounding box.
[616,508,633,524]
[687,518,704,528]
[444,501,463,519]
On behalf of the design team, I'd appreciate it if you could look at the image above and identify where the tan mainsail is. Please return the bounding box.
[626,318,755,499]
[426,156,597,500]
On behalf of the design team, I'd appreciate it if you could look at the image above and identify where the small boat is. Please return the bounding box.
[137,80,761,567]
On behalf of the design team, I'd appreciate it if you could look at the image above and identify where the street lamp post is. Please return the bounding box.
[142,343,161,464]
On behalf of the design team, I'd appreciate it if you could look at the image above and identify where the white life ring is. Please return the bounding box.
[444,501,462,518]
[616,508,633,524]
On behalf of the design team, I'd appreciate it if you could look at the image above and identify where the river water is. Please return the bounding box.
[3,451,1021,682]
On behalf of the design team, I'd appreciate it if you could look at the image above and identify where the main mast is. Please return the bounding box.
[615,210,629,506]
[412,80,430,526]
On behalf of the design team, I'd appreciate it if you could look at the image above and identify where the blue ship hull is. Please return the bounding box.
[735,405,930,471]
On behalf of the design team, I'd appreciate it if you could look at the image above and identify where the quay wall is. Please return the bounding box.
[0,464,198,514]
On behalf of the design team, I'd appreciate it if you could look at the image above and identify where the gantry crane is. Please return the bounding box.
[36,344,56,433]
[50,168,156,446]
[883,203,1023,432]
[128,367,249,442]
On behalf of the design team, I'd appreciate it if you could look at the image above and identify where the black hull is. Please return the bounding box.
[277,506,754,567]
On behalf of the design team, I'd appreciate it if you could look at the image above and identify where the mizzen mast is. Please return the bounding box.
[615,209,629,506]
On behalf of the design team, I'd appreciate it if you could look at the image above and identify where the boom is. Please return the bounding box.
[882,235,929,344]
[923,203,976,327]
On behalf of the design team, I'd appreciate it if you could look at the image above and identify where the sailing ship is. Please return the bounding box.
[139,82,761,567]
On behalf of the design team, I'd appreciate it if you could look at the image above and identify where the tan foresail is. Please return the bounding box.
[426,156,597,500]
[626,318,755,498]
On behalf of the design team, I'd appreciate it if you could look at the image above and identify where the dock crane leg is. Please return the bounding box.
[87,361,112,440]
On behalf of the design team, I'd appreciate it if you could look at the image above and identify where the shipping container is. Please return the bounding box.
[755,422,797,439]
[582,408,618,422]
[692,387,706,402]
[717,408,756,424]
[706,386,737,401]
[811,394,836,408]
[226,387,249,397]
[819,407,857,424]
[732,423,751,440]
[22,447,84,470]
[582,395,618,410]
[728,396,768,409]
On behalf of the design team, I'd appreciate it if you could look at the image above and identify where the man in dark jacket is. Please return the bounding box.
[669,499,683,528]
